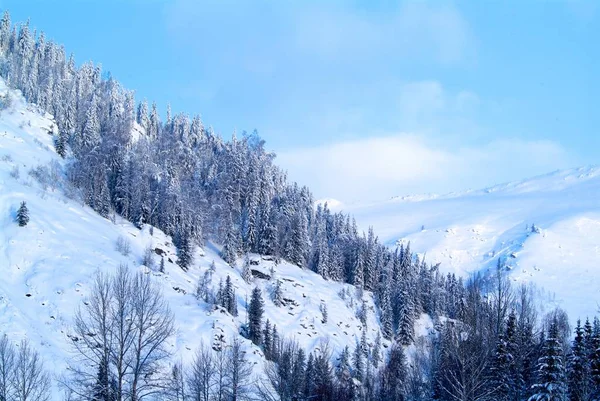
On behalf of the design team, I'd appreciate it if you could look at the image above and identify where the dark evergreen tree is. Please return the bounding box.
[263,319,272,360]
[568,320,591,401]
[490,310,519,401]
[55,131,67,158]
[379,343,407,401]
[176,233,193,271]
[248,286,264,346]
[16,201,29,226]
[529,318,567,401]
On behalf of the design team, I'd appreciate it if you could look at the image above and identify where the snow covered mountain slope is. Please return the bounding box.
[341,167,600,321]
[0,81,390,397]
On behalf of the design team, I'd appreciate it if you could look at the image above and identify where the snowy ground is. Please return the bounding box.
[338,167,600,321]
[0,80,385,398]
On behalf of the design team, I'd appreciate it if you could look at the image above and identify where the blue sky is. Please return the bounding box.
[2,0,598,202]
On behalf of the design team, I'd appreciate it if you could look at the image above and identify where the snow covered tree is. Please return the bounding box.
[529,318,567,401]
[16,201,29,226]
[248,286,264,346]
[222,275,237,316]
[221,222,240,266]
[378,343,407,401]
[490,310,519,401]
[568,320,591,401]
[271,279,283,307]
[241,254,252,284]
[372,332,382,369]
[55,131,67,158]
[263,319,272,360]
[381,286,393,340]
[176,233,193,271]
[353,341,365,383]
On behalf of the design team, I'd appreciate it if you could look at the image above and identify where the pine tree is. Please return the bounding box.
[381,286,393,340]
[589,318,600,398]
[55,131,67,158]
[529,318,567,401]
[568,320,591,401]
[221,222,239,266]
[241,254,252,283]
[491,310,519,401]
[272,279,283,307]
[379,343,407,401]
[372,332,382,369]
[271,325,280,361]
[305,353,316,399]
[16,201,29,227]
[396,292,414,346]
[176,233,193,272]
[248,287,264,346]
[353,341,365,383]
[337,346,354,400]
[159,257,165,273]
[263,319,272,360]
[224,276,236,316]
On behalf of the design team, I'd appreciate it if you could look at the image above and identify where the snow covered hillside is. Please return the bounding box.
[0,80,389,397]
[340,167,600,321]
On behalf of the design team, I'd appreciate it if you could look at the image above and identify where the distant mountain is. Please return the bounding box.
[347,166,600,319]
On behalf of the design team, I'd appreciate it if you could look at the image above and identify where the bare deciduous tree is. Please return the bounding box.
[0,334,15,401]
[65,265,175,401]
[187,342,214,401]
[13,339,51,401]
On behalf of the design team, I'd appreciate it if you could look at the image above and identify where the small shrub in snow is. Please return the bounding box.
[320,302,328,324]
[142,245,155,269]
[116,235,131,256]
[1,154,12,162]
[28,165,52,191]
[0,92,12,110]
[9,165,19,179]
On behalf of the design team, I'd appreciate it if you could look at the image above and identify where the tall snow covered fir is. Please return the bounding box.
[0,9,597,401]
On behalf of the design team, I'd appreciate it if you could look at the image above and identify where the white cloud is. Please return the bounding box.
[276,134,574,203]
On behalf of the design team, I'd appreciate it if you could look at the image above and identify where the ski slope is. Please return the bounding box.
[0,80,388,398]
[341,167,600,321]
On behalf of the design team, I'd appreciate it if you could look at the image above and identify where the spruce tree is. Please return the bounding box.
[529,318,567,401]
[16,201,29,226]
[224,276,236,316]
[263,319,272,360]
[177,234,193,271]
[491,311,519,401]
[272,279,283,307]
[589,318,600,398]
[353,341,365,383]
[379,343,407,401]
[55,131,67,158]
[241,254,252,283]
[568,320,590,401]
[248,286,264,346]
